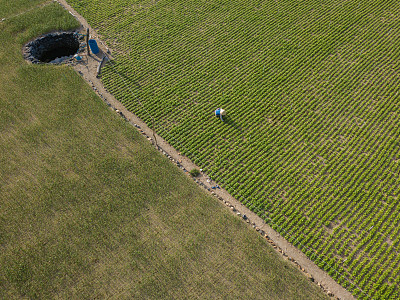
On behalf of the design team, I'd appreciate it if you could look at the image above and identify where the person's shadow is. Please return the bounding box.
[220,114,245,137]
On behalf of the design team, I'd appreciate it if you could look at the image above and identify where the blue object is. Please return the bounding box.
[74,55,82,61]
[88,39,100,54]
[214,108,225,121]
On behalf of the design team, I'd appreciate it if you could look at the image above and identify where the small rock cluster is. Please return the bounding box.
[23,32,82,64]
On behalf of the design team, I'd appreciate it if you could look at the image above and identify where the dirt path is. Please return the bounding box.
[56,1,355,299]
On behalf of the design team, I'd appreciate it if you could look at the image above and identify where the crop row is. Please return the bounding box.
[69,0,400,298]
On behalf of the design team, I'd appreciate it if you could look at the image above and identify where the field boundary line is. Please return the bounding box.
[104,62,370,300]
[57,1,357,299]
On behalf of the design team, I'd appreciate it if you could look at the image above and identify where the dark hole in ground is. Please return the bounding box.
[40,45,78,63]
[24,32,80,64]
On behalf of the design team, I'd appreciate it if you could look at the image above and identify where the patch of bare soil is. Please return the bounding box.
[57,1,354,299]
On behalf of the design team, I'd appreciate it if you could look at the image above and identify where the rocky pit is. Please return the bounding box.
[24,32,81,64]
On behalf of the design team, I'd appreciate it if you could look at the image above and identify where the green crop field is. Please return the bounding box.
[0,1,327,299]
[66,0,400,298]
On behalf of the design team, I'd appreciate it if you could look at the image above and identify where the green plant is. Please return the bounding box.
[67,0,400,297]
[190,168,200,177]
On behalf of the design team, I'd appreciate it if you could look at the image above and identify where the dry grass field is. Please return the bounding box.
[0,1,326,299]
